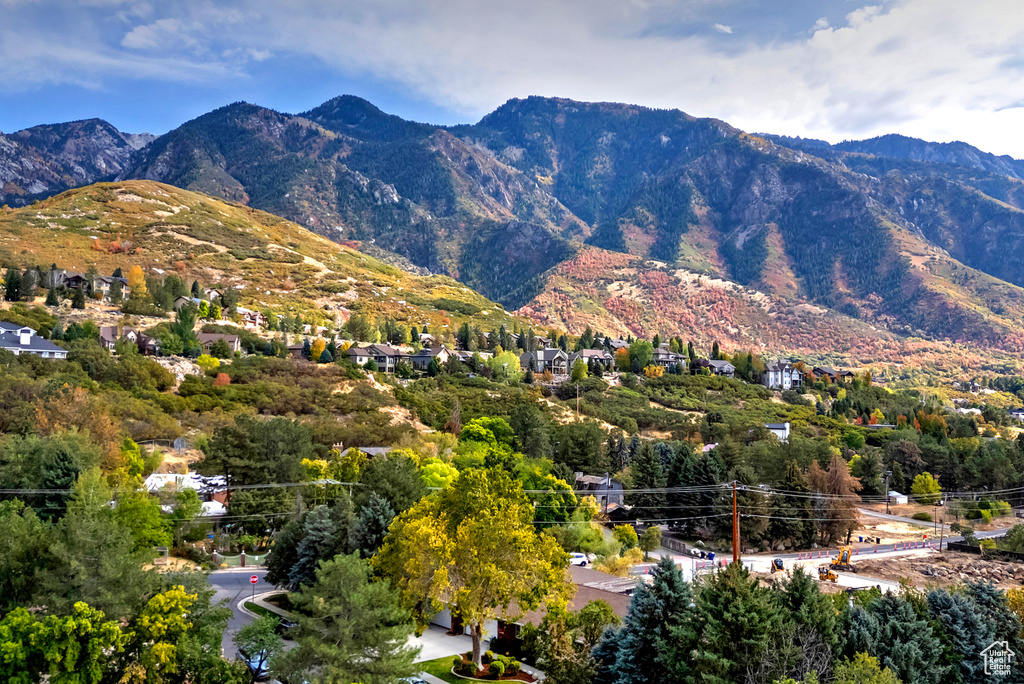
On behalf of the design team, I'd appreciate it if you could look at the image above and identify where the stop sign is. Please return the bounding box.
[250,575,258,584]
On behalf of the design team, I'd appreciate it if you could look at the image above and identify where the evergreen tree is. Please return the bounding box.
[50,322,63,341]
[769,461,816,548]
[625,442,666,520]
[319,349,333,363]
[266,513,308,587]
[779,567,841,680]
[288,506,338,591]
[301,338,311,360]
[109,278,123,304]
[926,588,992,683]
[610,556,693,684]
[712,341,720,360]
[191,280,201,298]
[675,562,783,684]
[867,594,945,684]
[352,492,396,557]
[45,287,59,306]
[71,287,86,310]
[4,268,21,301]
[963,581,1024,664]
[427,356,442,377]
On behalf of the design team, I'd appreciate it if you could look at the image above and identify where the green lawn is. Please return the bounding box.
[417,656,462,683]
[243,601,280,621]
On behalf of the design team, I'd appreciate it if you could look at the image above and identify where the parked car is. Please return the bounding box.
[569,552,591,566]
[241,649,271,681]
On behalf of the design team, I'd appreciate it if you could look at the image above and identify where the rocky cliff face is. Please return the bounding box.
[0,118,152,206]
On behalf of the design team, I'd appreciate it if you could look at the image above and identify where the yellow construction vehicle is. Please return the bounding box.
[830,546,857,573]
[818,565,838,582]
[770,558,784,574]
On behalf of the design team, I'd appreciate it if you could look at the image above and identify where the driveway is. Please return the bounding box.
[207,567,276,658]
[408,625,474,663]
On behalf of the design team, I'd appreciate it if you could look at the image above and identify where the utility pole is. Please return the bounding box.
[732,481,740,564]
[576,382,580,419]
[884,470,892,515]
[939,517,944,551]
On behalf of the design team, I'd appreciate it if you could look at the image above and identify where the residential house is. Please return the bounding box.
[607,338,630,351]
[173,296,204,311]
[204,288,224,301]
[337,446,393,460]
[407,346,452,372]
[888,491,909,505]
[99,325,161,355]
[761,360,803,390]
[574,473,624,511]
[701,359,735,378]
[346,344,403,372]
[652,347,683,367]
[521,348,568,375]
[764,422,791,442]
[812,366,855,383]
[197,333,241,355]
[569,348,615,371]
[418,332,435,345]
[0,323,67,359]
[236,307,267,330]
[94,275,128,299]
[1010,408,1024,422]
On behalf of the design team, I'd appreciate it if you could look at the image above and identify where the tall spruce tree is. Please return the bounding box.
[287,505,337,591]
[607,556,692,684]
[868,594,945,684]
[926,588,993,683]
[625,442,666,521]
[352,492,396,557]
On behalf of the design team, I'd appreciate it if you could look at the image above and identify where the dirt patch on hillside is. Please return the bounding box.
[157,231,228,253]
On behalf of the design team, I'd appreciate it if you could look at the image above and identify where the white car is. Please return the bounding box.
[569,552,591,566]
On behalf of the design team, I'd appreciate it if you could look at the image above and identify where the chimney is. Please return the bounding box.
[19,330,31,346]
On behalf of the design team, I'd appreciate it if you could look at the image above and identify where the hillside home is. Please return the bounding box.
[1010,408,1024,422]
[765,422,791,442]
[812,366,855,383]
[197,333,241,354]
[236,307,267,329]
[652,347,683,367]
[407,346,452,371]
[204,288,224,301]
[99,326,161,355]
[574,473,624,511]
[569,348,615,371]
[346,344,403,372]
[521,348,568,375]
[607,338,630,351]
[173,296,204,311]
[0,323,68,359]
[761,361,803,390]
[702,359,736,378]
[94,275,128,299]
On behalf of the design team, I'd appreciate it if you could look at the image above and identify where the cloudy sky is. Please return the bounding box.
[3,0,1024,156]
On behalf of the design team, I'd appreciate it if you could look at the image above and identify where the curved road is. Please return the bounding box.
[207,568,276,658]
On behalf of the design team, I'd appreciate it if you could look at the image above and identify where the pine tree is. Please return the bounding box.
[71,287,86,310]
[427,356,442,377]
[925,589,992,683]
[288,506,338,591]
[301,338,311,360]
[679,562,784,684]
[4,269,20,302]
[319,349,333,363]
[769,461,816,549]
[867,594,945,684]
[352,492,396,557]
[626,442,666,520]
[45,287,59,306]
[191,280,201,298]
[712,341,720,360]
[611,556,693,684]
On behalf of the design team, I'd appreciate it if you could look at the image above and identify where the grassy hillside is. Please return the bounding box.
[0,180,529,334]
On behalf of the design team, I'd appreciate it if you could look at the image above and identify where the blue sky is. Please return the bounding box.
[4,0,1024,156]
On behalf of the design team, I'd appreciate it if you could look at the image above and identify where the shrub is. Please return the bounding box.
[483,650,495,665]
[911,512,932,522]
[490,661,505,678]
[506,660,522,676]
[452,656,462,670]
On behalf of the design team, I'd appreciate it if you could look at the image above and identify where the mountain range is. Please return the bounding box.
[4,95,1024,357]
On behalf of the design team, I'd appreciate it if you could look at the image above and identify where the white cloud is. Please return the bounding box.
[712,22,732,34]
[6,0,1024,157]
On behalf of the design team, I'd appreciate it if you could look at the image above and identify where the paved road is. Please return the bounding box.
[857,507,950,529]
[207,568,275,658]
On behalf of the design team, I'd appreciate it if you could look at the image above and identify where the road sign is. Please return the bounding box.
[250,575,258,584]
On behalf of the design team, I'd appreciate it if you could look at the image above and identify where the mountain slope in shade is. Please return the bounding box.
[0,119,152,206]
[122,98,586,307]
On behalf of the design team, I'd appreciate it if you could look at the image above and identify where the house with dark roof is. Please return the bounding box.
[407,346,451,371]
[99,325,161,355]
[521,348,568,375]
[346,344,404,372]
[701,359,735,378]
[0,323,67,359]
[569,348,614,371]
[812,366,855,383]
[652,347,683,367]
[197,332,240,354]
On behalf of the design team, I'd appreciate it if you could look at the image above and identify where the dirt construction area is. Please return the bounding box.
[855,552,1024,590]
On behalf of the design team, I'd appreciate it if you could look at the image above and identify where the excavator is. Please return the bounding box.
[830,546,857,573]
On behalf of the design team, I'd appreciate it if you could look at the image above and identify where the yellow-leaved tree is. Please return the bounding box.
[127,265,147,299]
[310,338,327,362]
[375,468,569,669]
